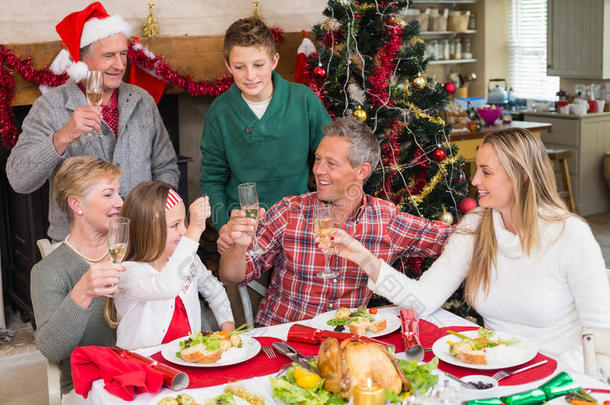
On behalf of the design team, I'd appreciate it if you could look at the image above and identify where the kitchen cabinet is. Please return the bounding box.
[524,112,610,215]
[547,0,610,78]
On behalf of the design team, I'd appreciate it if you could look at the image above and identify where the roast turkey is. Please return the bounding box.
[318,338,410,399]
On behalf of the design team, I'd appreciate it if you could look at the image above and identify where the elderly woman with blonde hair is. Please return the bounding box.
[30,156,124,400]
[321,128,610,371]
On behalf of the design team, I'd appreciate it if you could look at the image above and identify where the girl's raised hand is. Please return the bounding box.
[189,196,211,229]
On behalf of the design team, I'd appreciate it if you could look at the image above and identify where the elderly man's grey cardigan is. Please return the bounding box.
[6,80,179,240]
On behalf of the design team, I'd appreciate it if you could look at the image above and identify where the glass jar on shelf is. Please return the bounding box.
[462,38,472,59]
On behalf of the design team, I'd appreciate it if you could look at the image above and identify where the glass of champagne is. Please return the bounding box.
[314,204,339,279]
[85,70,103,135]
[238,182,265,257]
[108,216,130,264]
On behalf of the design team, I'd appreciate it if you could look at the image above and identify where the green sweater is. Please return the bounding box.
[200,72,331,228]
[30,244,116,394]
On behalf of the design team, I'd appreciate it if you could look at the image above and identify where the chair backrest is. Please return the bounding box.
[36,239,61,259]
[238,281,267,328]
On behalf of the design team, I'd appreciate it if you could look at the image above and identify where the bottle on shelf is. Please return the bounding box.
[468,12,476,30]
[442,39,450,60]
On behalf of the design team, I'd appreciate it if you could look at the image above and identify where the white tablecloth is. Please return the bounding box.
[87,307,610,404]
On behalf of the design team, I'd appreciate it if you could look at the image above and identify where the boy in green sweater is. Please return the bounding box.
[200,17,331,251]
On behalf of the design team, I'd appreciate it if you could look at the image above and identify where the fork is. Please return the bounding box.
[491,360,548,381]
[262,346,276,359]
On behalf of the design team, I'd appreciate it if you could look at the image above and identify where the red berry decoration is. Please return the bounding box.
[444,81,456,95]
[313,66,327,78]
[432,147,446,162]
[458,197,478,214]
[355,13,361,18]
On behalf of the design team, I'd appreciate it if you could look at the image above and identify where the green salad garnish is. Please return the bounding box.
[326,306,374,327]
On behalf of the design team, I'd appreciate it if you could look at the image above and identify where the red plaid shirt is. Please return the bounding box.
[243,192,453,326]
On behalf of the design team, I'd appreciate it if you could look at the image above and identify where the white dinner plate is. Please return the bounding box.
[161,335,261,367]
[431,330,538,370]
[309,308,401,338]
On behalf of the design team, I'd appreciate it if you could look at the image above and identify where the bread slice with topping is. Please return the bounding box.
[180,344,222,363]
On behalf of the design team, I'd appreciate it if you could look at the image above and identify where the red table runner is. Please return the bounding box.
[150,318,556,389]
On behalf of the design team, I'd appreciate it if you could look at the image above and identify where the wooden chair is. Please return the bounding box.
[546,148,576,212]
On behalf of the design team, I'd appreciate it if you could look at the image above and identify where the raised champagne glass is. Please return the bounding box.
[108,216,130,264]
[314,204,339,279]
[238,182,265,257]
[85,70,103,135]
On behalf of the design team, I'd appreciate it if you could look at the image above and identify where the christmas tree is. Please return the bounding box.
[307,0,476,320]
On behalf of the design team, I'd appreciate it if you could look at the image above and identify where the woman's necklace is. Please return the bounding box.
[64,234,108,263]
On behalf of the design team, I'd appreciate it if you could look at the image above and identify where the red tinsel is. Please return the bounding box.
[270,27,284,44]
[368,21,403,107]
[127,43,233,97]
[321,29,343,48]
[0,39,247,149]
[0,45,69,149]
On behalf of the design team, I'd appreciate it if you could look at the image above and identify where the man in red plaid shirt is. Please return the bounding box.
[219,117,453,326]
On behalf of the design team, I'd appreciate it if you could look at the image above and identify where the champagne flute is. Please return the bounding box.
[314,204,339,279]
[108,216,130,264]
[105,216,129,297]
[85,70,103,135]
[238,182,265,257]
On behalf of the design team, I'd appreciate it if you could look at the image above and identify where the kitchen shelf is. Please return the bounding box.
[420,30,477,36]
[428,58,477,65]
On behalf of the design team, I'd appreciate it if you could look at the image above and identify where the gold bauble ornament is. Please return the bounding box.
[439,209,454,224]
[353,106,367,121]
[412,75,426,90]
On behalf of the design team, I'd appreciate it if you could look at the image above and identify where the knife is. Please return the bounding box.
[272,341,317,373]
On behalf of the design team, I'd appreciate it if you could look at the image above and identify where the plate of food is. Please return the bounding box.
[431,328,537,370]
[161,328,261,368]
[309,306,401,338]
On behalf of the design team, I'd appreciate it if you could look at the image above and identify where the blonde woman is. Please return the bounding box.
[30,156,124,401]
[321,128,610,370]
[111,182,234,349]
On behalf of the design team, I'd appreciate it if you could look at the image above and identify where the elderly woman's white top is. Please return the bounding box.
[369,208,610,370]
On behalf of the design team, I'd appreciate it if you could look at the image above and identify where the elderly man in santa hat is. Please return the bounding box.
[6,2,179,242]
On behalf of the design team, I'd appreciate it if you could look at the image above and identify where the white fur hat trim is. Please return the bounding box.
[80,14,131,48]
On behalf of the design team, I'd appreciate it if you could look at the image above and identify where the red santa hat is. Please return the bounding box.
[50,2,131,83]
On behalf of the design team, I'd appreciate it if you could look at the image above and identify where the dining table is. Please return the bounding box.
[85,306,610,404]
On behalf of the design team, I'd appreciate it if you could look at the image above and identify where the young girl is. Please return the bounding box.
[111,181,234,349]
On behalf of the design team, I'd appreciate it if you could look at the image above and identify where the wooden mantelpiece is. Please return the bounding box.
[5,32,306,106]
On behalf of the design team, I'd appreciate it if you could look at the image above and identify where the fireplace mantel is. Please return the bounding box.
[5,32,305,107]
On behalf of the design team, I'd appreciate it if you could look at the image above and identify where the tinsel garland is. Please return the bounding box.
[126,42,234,97]
[0,45,68,148]
[0,28,292,150]
[368,21,403,107]
[0,43,233,149]
[405,155,459,207]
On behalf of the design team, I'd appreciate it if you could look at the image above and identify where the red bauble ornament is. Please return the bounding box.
[313,66,327,78]
[354,13,361,18]
[444,81,457,95]
[459,197,478,214]
[432,147,446,162]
